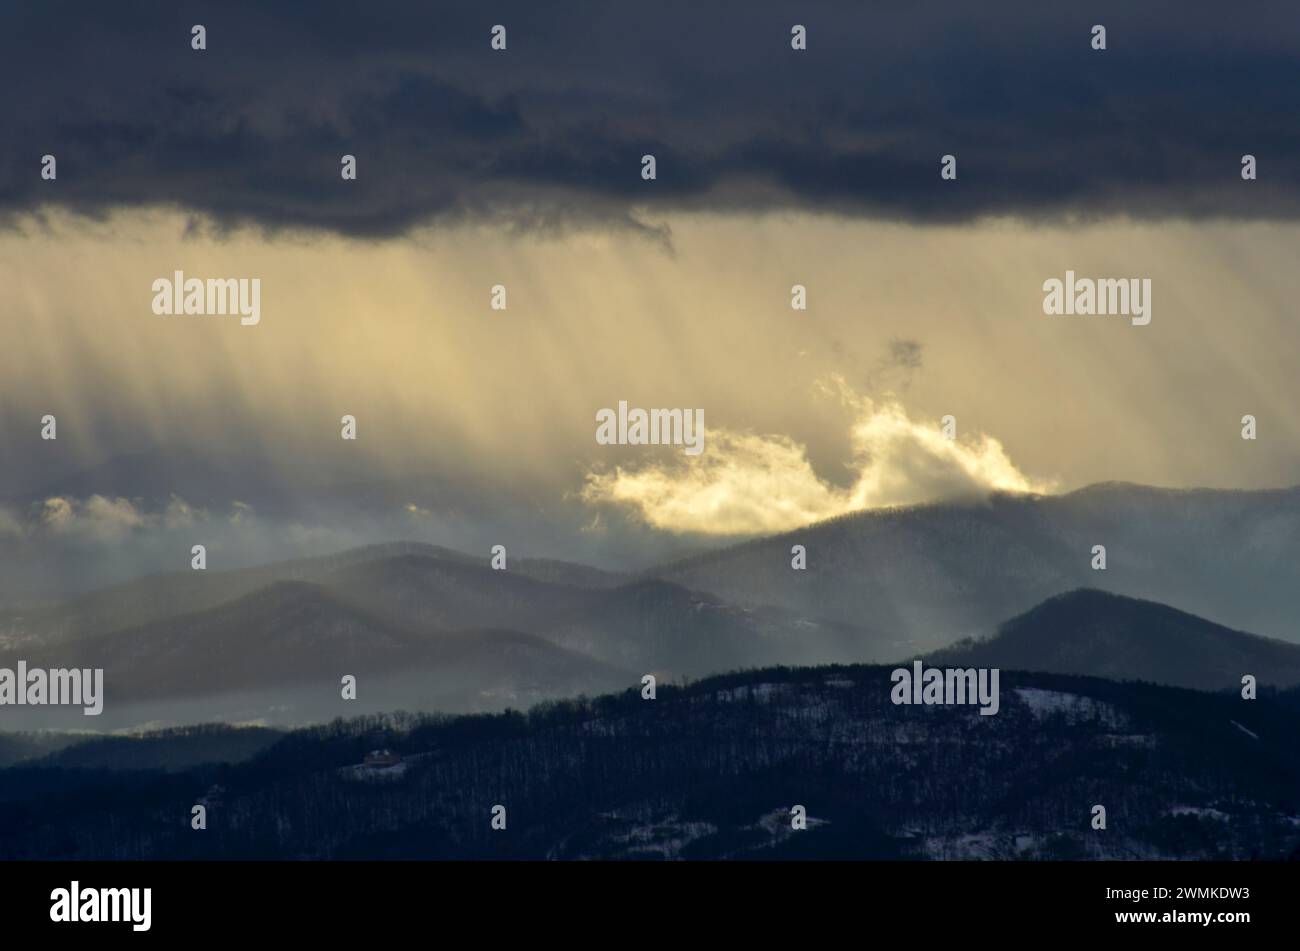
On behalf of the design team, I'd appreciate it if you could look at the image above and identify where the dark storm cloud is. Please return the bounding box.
[3,0,1299,237]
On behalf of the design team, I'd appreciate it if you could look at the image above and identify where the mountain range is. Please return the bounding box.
[653,482,1300,647]
[3,482,1299,729]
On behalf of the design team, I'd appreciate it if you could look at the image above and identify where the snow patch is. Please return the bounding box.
[1168,806,1230,822]
[1230,720,1259,740]
[608,817,716,859]
[1014,687,1124,727]
[714,682,791,703]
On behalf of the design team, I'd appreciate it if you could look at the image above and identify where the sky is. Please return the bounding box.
[2,1,1299,594]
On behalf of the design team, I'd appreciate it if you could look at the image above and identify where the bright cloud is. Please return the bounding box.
[582,380,1056,535]
[32,494,202,541]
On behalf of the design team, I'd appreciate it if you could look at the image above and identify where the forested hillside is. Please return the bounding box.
[2,665,1296,861]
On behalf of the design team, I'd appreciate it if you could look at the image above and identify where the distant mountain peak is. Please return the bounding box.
[926,588,1300,691]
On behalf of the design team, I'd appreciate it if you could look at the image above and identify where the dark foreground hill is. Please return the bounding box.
[926,589,1300,691]
[1,665,1297,861]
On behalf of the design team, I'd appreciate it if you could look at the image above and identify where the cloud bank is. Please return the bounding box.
[3,1,1300,237]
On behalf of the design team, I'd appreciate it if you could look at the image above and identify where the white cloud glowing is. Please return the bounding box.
[582,381,1056,535]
